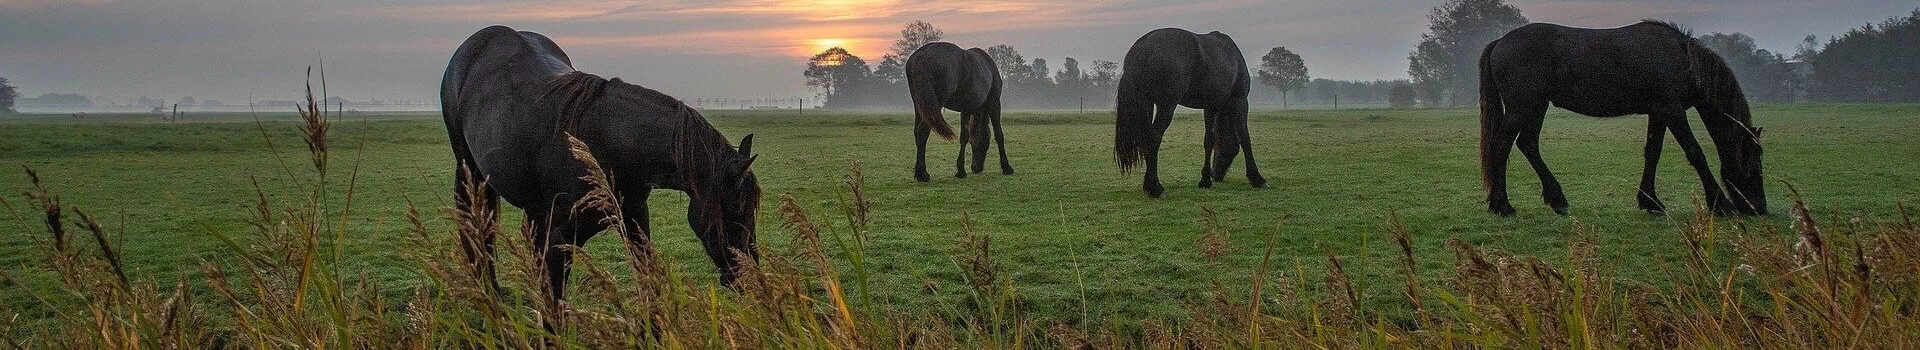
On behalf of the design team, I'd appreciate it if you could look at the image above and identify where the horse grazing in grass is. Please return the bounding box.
[441,26,762,303]
[1480,21,1766,216]
[1114,28,1267,198]
[907,42,1013,182]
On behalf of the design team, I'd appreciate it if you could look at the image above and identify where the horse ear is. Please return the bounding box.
[730,154,758,183]
[737,134,754,156]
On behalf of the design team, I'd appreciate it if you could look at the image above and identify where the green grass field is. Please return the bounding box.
[3,104,1917,327]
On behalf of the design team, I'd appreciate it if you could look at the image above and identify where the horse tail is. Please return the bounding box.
[1113,90,1154,172]
[909,75,956,140]
[1477,39,1505,192]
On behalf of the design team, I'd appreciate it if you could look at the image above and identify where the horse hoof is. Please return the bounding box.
[915,173,931,183]
[954,171,967,179]
[1249,177,1269,188]
[1552,206,1570,216]
[1001,167,1014,175]
[1198,180,1212,189]
[1489,203,1516,217]
[1638,197,1667,214]
[1144,184,1166,198]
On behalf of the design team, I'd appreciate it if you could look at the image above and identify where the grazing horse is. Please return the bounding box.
[907,42,1013,182]
[1480,21,1766,216]
[1114,28,1267,198]
[441,26,762,303]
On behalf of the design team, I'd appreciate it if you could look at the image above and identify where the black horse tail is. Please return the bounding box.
[1113,92,1154,173]
[1477,39,1505,192]
[909,77,957,140]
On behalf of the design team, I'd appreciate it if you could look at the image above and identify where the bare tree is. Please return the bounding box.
[874,21,944,84]
[1256,47,1309,108]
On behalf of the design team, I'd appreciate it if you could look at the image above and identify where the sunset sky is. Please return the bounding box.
[1,0,1912,105]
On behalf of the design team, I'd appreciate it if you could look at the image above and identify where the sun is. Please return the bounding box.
[811,38,850,53]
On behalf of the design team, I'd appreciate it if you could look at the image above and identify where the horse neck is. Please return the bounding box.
[666,109,735,194]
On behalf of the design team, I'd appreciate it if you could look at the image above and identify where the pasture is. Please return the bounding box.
[2,103,1917,327]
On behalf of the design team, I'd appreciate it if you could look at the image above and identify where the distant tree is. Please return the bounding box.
[1810,9,1920,103]
[1697,32,1795,102]
[1793,34,1822,61]
[874,21,944,85]
[1389,84,1418,109]
[873,56,907,85]
[803,47,874,106]
[1029,58,1051,85]
[136,96,165,108]
[178,96,197,107]
[0,78,16,114]
[986,45,1033,82]
[1087,60,1120,89]
[17,93,92,109]
[1055,57,1084,89]
[201,99,226,107]
[1408,0,1528,107]
[1256,47,1310,108]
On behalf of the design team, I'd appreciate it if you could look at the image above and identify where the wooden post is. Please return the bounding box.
[1333,93,1339,110]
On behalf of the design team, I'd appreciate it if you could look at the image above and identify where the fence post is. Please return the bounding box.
[1333,93,1339,110]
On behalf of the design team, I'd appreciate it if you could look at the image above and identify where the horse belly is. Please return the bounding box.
[461,111,547,209]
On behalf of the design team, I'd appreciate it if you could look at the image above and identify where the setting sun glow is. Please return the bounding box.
[812,38,850,53]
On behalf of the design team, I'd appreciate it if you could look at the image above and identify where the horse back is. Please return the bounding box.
[906,42,995,112]
[441,26,583,208]
[1122,28,1243,108]
[1490,22,1697,115]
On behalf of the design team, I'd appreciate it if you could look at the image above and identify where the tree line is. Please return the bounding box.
[803,21,1124,110]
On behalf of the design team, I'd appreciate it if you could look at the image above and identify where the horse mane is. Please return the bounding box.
[534,71,612,135]
[664,94,733,235]
[1639,19,1693,38]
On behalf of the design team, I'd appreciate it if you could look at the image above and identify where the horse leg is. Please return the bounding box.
[1198,108,1217,189]
[520,206,573,332]
[451,162,502,294]
[914,109,933,182]
[954,112,970,179]
[1143,103,1176,198]
[970,111,990,174]
[1664,112,1733,215]
[1638,117,1670,214]
[1484,101,1536,216]
[618,189,653,244]
[1513,114,1568,215]
[991,104,1014,175]
[1232,99,1264,188]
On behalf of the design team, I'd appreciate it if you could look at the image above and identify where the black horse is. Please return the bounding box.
[1480,21,1765,216]
[907,42,1013,182]
[441,26,762,302]
[1114,28,1267,198]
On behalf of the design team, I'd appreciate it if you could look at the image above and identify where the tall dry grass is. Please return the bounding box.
[5,71,1920,348]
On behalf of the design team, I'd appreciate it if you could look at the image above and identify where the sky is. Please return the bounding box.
[2,0,1914,106]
